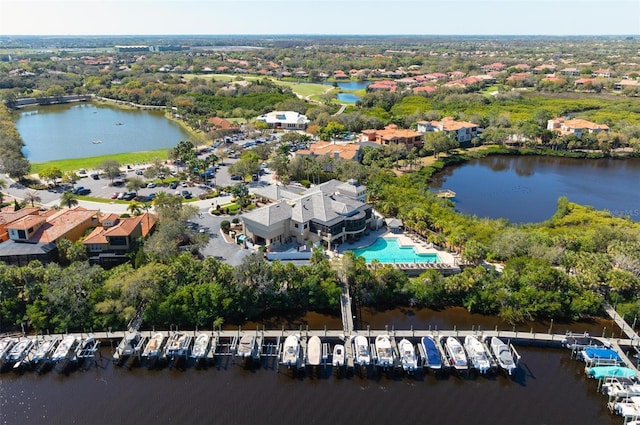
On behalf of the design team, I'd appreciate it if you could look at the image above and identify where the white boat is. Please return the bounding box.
[353,335,371,366]
[332,344,345,367]
[142,333,165,358]
[237,334,257,359]
[6,338,33,368]
[307,336,322,366]
[490,337,517,375]
[375,334,394,368]
[398,338,418,372]
[166,332,191,357]
[281,335,300,367]
[421,336,443,370]
[51,335,80,362]
[32,338,59,364]
[464,335,491,374]
[191,333,210,359]
[0,337,18,365]
[113,332,142,362]
[445,337,468,370]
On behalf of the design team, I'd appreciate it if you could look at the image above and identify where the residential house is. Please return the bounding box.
[417,117,483,144]
[367,80,397,92]
[83,212,157,268]
[295,141,363,162]
[360,124,423,149]
[255,111,310,130]
[481,62,507,72]
[614,79,640,90]
[0,207,41,242]
[0,207,99,266]
[592,69,616,78]
[532,64,557,74]
[560,67,581,77]
[242,179,371,250]
[547,118,610,137]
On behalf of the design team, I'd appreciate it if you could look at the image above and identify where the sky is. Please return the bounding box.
[0,0,639,36]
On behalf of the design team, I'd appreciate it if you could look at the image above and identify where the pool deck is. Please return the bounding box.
[335,229,460,274]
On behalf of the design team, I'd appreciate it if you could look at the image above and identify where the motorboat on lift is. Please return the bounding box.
[332,344,345,368]
[237,334,257,359]
[353,335,371,367]
[281,334,300,367]
[464,335,491,374]
[6,338,34,369]
[307,336,322,367]
[0,337,18,367]
[191,333,211,359]
[445,337,468,371]
[32,338,59,365]
[421,336,443,371]
[490,337,518,375]
[142,332,165,359]
[51,335,80,363]
[375,334,394,369]
[398,338,418,373]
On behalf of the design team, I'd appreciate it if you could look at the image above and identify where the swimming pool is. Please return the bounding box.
[351,237,440,264]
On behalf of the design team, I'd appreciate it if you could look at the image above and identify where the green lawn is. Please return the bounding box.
[30,150,170,174]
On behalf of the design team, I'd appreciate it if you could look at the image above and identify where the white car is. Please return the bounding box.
[147,182,157,188]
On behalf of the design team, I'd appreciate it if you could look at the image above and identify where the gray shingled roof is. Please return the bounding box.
[242,201,292,226]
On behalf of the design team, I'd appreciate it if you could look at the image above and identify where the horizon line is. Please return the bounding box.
[1,33,636,38]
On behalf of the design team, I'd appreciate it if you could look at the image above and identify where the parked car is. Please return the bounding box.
[169,182,178,189]
[147,182,157,188]
[230,175,242,181]
[71,186,85,194]
[181,181,188,187]
[90,173,100,180]
[122,192,136,201]
[111,192,120,199]
[181,190,192,199]
[76,188,91,196]
[135,169,144,175]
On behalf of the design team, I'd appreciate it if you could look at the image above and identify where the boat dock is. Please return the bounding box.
[436,189,456,198]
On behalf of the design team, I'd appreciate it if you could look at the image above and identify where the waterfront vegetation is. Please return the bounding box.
[1,36,640,333]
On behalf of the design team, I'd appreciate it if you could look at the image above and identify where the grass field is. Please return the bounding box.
[30,150,170,174]
[182,73,335,99]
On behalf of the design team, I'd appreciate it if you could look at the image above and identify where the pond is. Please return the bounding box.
[336,92,361,103]
[323,80,371,91]
[430,155,640,223]
[15,103,192,162]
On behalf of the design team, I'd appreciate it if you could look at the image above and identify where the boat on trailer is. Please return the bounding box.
[398,338,418,373]
[490,337,518,375]
[307,336,322,367]
[332,344,345,368]
[375,334,394,369]
[464,335,491,374]
[281,335,300,368]
[421,336,443,371]
[353,336,371,367]
[445,337,468,371]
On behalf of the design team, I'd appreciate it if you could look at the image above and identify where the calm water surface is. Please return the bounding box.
[431,155,640,223]
[323,80,370,90]
[15,103,191,162]
[1,308,623,425]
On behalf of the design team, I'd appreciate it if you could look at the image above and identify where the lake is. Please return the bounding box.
[430,155,640,223]
[0,308,622,425]
[15,103,192,163]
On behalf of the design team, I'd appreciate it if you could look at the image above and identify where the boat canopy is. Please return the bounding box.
[583,347,622,361]
[588,366,637,379]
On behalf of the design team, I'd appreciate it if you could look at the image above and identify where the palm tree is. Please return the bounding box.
[24,190,41,207]
[127,201,143,216]
[59,191,79,209]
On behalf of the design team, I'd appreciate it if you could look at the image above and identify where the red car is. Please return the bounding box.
[111,192,120,199]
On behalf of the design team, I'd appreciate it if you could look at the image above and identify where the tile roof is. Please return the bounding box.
[299,141,362,160]
[0,207,40,226]
[28,207,98,243]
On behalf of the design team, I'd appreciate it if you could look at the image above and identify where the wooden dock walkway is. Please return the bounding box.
[604,303,640,346]
[340,284,355,333]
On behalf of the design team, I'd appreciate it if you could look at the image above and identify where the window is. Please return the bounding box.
[17,229,26,239]
[109,236,127,246]
[294,223,299,228]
